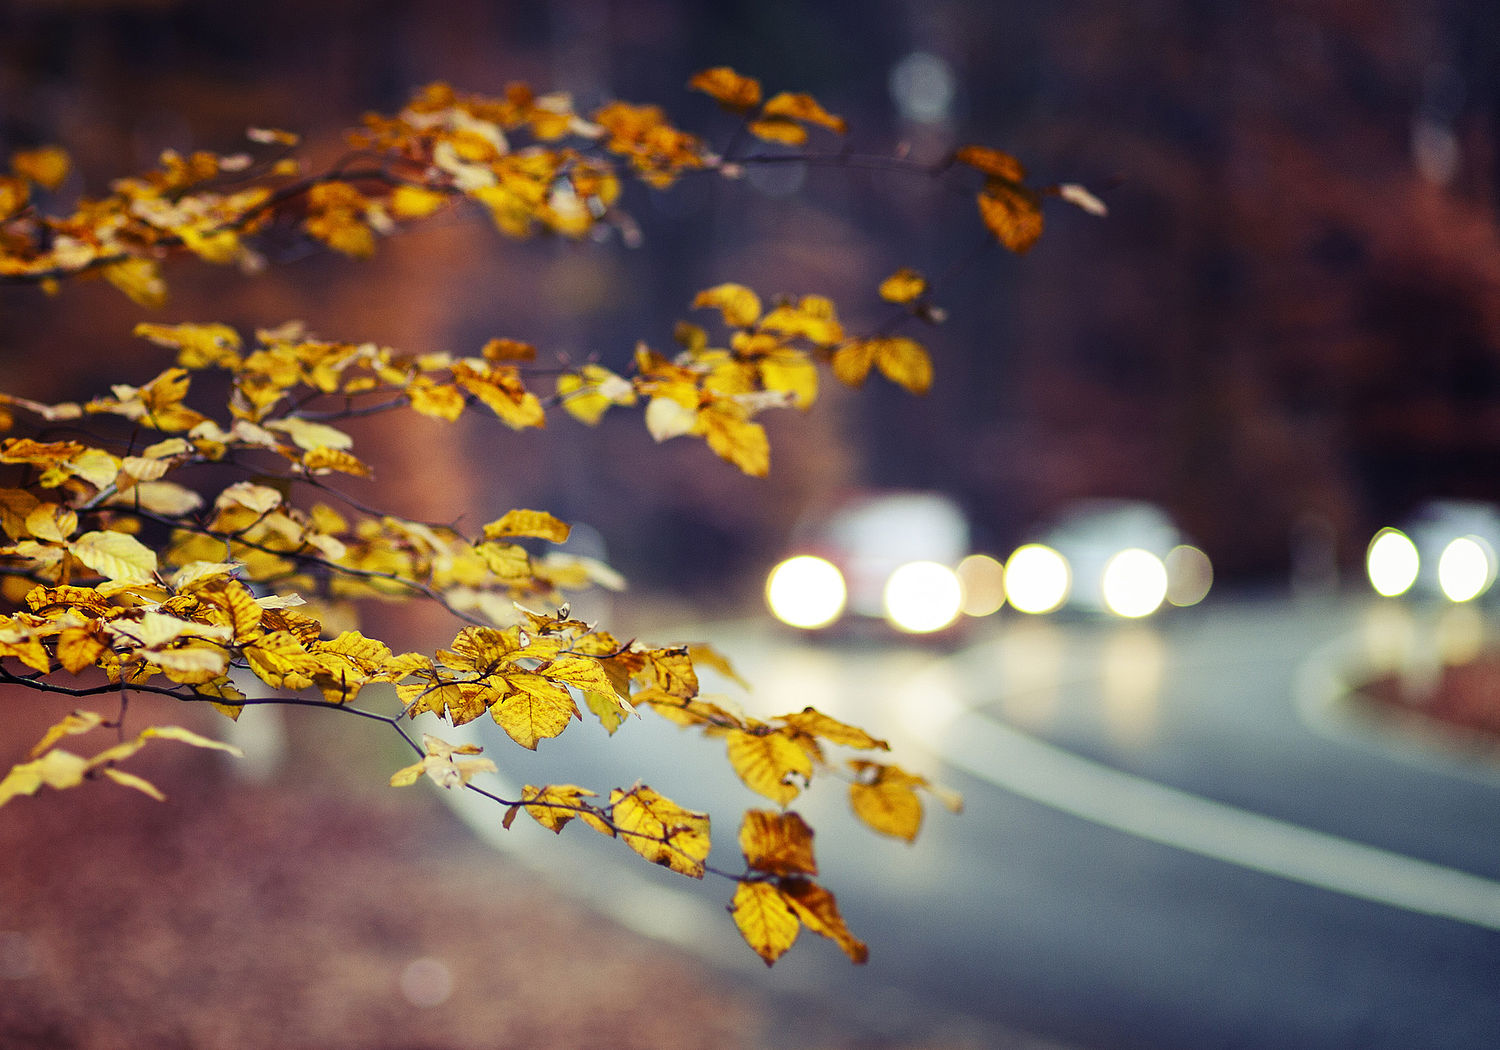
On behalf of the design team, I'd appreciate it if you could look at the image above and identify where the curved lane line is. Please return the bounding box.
[908,687,1500,932]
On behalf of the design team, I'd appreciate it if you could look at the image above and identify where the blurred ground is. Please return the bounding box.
[0,691,1006,1050]
[1363,644,1500,755]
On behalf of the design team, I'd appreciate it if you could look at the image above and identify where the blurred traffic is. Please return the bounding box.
[1365,500,1500,604]
[764,492,1214,635]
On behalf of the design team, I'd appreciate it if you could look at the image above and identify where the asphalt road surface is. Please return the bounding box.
[445,595,1500,1050]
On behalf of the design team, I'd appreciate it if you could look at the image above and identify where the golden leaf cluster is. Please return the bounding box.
[0,69,1075,968]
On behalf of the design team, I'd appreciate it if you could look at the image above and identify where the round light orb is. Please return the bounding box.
[883,561,963,633]
[956,553,1006,617]
[1005,544,1070,615]
[1366,528,1419,598]
[766,555,846,629]
[1164,545,1213,608]
[1438,536,1495,603]
[1101,548,1169,619]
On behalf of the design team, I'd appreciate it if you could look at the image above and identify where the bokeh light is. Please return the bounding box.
[883,561,963,633]
[1437,535,1495,603]
[1101,548,1169,618]
[957,553,1006,617]
[1366,528,1420,597]
[1165,545,1213,607]
[766,555,846,628]
[1005,544,1070,615]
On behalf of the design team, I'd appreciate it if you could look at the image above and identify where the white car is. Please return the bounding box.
[1365,500,1500,602]
[764,491,997,635]
[1011,499,1212,618]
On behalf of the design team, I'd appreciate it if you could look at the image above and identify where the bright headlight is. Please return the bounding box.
[1101,548,1168,618]
[1005,544,1070,615]
[883,561,963,633]
[1366,528,1419,597]
[1438,536,1495,603]
[766,555,846,629]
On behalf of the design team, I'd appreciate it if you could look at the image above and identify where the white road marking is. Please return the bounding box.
[908,687,1500,931]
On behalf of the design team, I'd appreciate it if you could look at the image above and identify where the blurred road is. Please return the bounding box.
[446,596,1500,1050]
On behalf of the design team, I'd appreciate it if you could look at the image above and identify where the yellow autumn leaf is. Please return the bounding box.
[739,809,818,876]
[300,447,371,477]
[452,361,545,430]
[849,777,923,843]
[102,258,167,307]
[24,502,77,543]
[266,417,355,451]
[746,116,807,146]
[201,580,264,641]
[490,673,578,750]
[56,626,107,674]
[540,654,616,695]
[609,785,711,878]
[731,880,800,966]
[878,267,928,304]
[583,688,631,734]
[480,338,536,362]
[406,376,466,421]
[698,403,770,477]
[521,783,612,835]
[305,181,378,258]
[398,680,490,725]
[692,283,762,328]
[71,530,157,583]
[757,299,843,347]
[389,184,450,219]
[0,749,89,806]
[688,67,762,111]
[873,336,933,395]
[647,647,699,698]
[726,728,813,806]
[759,350,818,410]
[244,630,320,690]
[482,509,571,543]
[781,707,889,751]
[390,732,496,789]
[644,395,698,442]
[476,540,532,581]
[26,710,105,759]
[11,146,70,189]
[147,643,232,683]
[133,322,242,369]
[136,724,243,755]
[100,767,167,801]
[977,179,1044,254]
[557,365,635,425]
[830,339,876,388]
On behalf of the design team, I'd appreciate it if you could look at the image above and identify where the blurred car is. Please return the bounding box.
[1010,499,1213,618]
[764,490,1000,635]
[1365,500,1500,602]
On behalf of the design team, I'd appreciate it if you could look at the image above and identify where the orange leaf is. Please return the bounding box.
[780,877,867,964]
[977,179,1044,254]
[760,92,847,135]
[954,144,1027,181]
[739,809,818,876]
[688,67,762,112]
